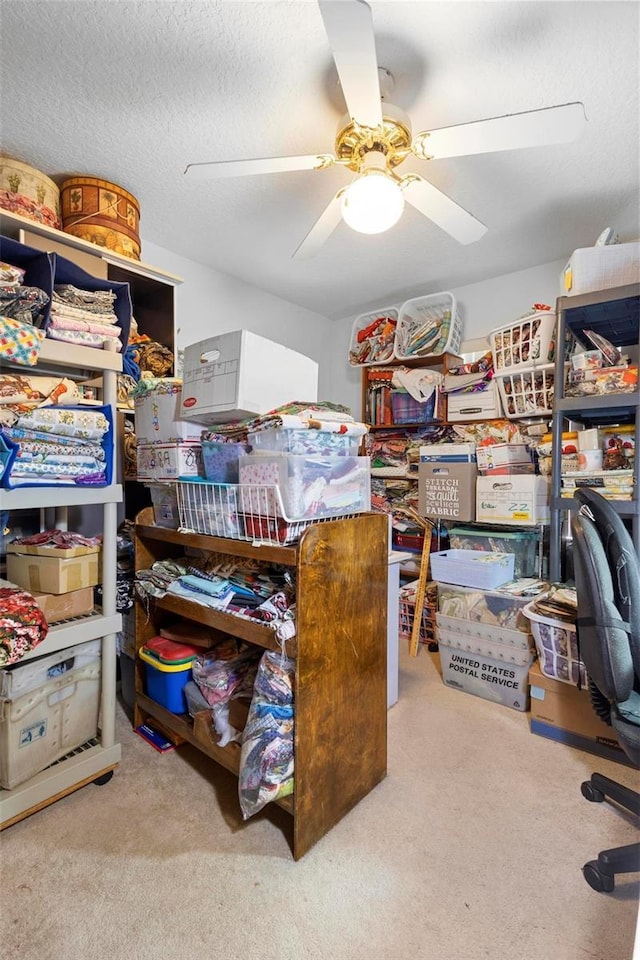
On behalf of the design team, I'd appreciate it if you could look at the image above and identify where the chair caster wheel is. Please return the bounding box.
[583,860,615,893]
[93,771,114,786]
[581,781,605,802]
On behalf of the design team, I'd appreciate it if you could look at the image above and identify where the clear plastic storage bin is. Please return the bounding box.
[248,427,361,457]
[201,440,249,482]
[447,525,540,579]
[394,292,463,360]
[238,453,371,522]
[438,579,548,633]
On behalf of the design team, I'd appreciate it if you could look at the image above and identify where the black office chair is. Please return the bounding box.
[571,487,640,892]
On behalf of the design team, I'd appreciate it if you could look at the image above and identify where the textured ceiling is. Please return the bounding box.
[1,1,639,319]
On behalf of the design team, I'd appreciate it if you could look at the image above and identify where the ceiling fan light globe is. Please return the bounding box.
[341,171,404,234]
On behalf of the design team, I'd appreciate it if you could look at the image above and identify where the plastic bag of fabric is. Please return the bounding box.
[238,651,295,819]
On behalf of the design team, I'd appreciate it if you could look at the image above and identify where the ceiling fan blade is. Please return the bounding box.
[318,0,382,129]
[412,102,587,160]
[401,175,487,245]
[184,154,336,179]
[293,190,346,260]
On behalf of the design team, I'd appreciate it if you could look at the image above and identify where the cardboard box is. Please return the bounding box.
[32,587,95,623]
[6,542,99,559]
[7,552,100,595]
[562,241,640,297]
[419,443,476,462]
[446,382,503,422]
[528,662,631,766]
[476,443,531,474]
[136,442,203,480]
[418,461,478,521]
[476,475,550,525]
[181,330,319,425]
[133,379,202,444]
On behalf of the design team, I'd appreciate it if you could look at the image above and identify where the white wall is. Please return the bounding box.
[329,258,567,416]
[142,239,335,401]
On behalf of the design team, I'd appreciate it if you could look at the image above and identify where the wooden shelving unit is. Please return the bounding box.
[133,508,388,860]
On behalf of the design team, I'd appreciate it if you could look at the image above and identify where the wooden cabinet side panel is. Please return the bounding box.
[293,514,388,859]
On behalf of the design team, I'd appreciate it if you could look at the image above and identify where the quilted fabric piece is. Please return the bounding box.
[0,316,45,366]
[0,585,49,666]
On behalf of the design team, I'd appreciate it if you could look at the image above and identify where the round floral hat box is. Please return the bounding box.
[0,155,61,229]
[60,175,141,260]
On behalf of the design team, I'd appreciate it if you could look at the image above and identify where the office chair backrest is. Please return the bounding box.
[572,513,636,707]
[575,488,640,679]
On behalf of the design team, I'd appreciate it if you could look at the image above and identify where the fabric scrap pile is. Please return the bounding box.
[201,400,359,444]
[0,581,49,666]
[239,651,295,819]
[48,283,122,352]
[191,640,262,746]
[0,259,48,366]
[4,406,110,485]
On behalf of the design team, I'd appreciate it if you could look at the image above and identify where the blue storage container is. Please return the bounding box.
[139,646,195,714]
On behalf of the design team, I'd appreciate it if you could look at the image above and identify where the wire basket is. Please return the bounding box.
[176,479,357,546]
[398,581,438,647]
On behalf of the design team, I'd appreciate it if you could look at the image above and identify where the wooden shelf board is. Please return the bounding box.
[135,522,297,565]
[135,693,294,816]
[152,593,297,657]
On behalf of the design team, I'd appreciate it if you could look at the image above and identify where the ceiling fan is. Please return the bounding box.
[184,0,586,259]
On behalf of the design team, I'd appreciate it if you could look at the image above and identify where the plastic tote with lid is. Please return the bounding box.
[139,636,202,713]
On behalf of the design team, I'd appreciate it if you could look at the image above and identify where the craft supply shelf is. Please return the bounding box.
[133,508,388,860]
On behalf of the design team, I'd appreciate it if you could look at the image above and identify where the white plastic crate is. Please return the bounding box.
[430,549,515,589]
[438,639,533,711]
[348,307,398,366]
[394,292,462,360]
[523,600,586,687]
[562,241,640,296]
[489,310,556,373]
[496,364,559,419]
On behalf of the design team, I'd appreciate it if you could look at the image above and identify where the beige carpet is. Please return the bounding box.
[2,647,638,960]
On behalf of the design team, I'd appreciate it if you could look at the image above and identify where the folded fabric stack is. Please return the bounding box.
[201,400,356,443]
[0,372,81,429]
[528,584,578,623]
[0,260,49,326]
[443,351,495,396]
[47,283,122,351]
[5,406,110,485]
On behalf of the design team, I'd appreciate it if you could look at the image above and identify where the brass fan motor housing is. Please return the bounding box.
[335,110,412,172]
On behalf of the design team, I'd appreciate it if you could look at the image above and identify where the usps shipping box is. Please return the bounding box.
[418,461,478,521]
[181,330,319,425]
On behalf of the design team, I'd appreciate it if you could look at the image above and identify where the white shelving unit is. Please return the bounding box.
[0,338,123,829]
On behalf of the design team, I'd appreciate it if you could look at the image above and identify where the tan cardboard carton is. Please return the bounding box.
[32,587,95,623]
[418,461,477,522]
[7,553,99,595]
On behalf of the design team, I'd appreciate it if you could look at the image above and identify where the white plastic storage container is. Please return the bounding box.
[181,330,319,424]
[496,364,558,419]
[348,307,398,366]
[437,578,547,633]
[489,309,557,373]
[0,640,101,789]
[562,241,640,297]
[394,292,463,359]
[430,549,515,589]
[523,601,586,686]
[436,613,534,654]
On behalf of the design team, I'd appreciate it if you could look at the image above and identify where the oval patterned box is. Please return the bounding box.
[0,155,61,228]
[60,175,141,260]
